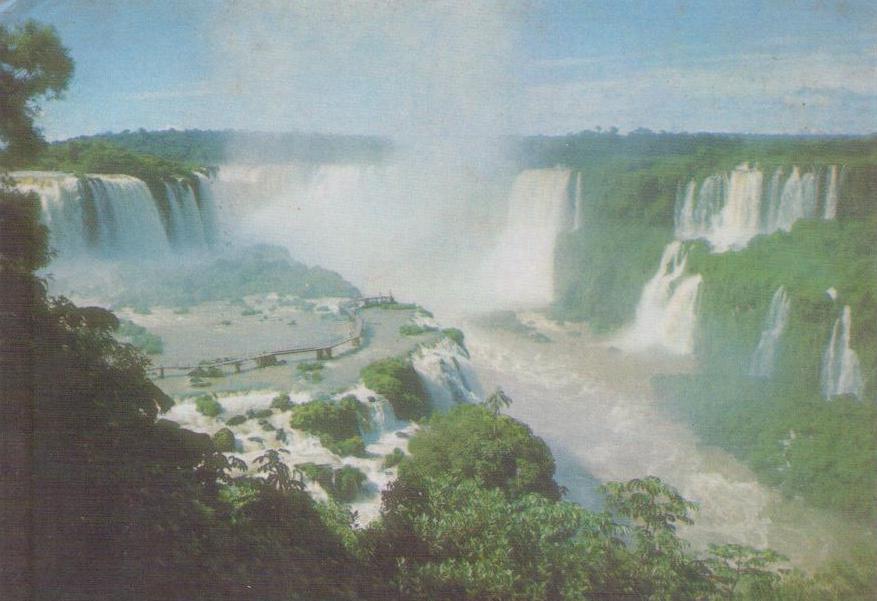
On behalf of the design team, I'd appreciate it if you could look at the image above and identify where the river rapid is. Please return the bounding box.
[461,312,870,570]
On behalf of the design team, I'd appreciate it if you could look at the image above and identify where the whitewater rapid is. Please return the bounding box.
[464,317,865,569]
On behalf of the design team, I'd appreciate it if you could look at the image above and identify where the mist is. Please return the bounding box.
[205,1,530,312]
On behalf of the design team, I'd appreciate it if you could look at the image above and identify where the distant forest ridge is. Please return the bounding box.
[57,128,877,168]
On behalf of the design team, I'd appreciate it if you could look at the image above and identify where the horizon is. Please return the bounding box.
[1,0,875,141]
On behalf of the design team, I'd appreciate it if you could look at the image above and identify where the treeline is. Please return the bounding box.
[5,185,873,600]
[61,128,393,165]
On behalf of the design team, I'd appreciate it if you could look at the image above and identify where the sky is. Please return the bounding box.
[1,0,875,139]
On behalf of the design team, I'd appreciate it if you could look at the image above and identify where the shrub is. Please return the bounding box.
[332,466,366,502]
[361,357,430,421]
[226,415,247,426]
[195,395,223,417]
[271,393,293,411]
[382,448,405,469]
[297,361,324,373]
[289,396,369,456]
[116,319,164,355]
[402,404,561,500]
[399,324,435,336]
[246,408,273,420]
[212,427,236,452]
[441,328,465,348]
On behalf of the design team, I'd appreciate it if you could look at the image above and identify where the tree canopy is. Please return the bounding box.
[0,20,74,166]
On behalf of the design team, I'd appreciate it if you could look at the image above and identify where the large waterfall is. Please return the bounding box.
[13,171,217,259]
[621,241,702,355]
[675,163,838,252]
[749,286,791,378]
[821,305,864,399]
[480,168,575,307]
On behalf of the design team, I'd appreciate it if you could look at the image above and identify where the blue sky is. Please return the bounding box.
[2,0,875,139]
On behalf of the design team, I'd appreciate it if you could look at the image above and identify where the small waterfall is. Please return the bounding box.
[164,180,207,249]
[482,168,574,307]
[573,171,584,230]
[362,398,406,445]
[622,241,702,355]
[674,163,836,252]
[823,165,840,220]
[15,172,89,257]
[820,305,864,399]
[749,287,791,378]
[195,173,220,247]
[411,337,482,412]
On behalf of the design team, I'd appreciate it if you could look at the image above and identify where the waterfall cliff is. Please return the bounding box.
[749,287,791,378]
[821,305,864,399]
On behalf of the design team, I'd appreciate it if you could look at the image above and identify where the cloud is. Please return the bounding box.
[523,48,877,134]
[124,82,213,101]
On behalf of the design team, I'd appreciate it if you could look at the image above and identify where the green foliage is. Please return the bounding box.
[289,396,369,457]
[655,374,877,521]
[212,428,236,453]
[401,404,561,501]
[115,319,164,354]
[333,466,367,502]
[705,543,787,600]
[687,218,876,395]
[225,414,247,426]
[296,361,325,372]
[59,128,391,165]
[110,244,360,307]
[553,222,672,330]
[188,365,224,378]
[270,393,293,411]
[240,307,260,316]
[246,408,274,420]
[0,20,74,166]
[441,327,465,348]
[399,323,435,336]
[382,448,405,469]
[361,356,431,421]
[195,394,223,418]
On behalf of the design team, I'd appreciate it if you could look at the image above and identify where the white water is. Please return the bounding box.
[411,337,483,412]
[480,168,574,307]
[215,163,574,310]
[621,241,702,355]
[675,163,836,252]
[13,171,216,259]
[821,305,864,399]
[164,180,208,249]
[573,171,584,230]
[750,287,791,378]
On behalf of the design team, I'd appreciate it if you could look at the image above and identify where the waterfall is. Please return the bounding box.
[749,287,791,378]
[823,165,840,220]
[195,173,220,247]
[621,241,702,355]
[13,171,217,259]
[674,163,836,252]
[412,337,482,412]
[481,168,574,307]
[164,180,207,249]
[820,305,864,399]
[573,171,584,230]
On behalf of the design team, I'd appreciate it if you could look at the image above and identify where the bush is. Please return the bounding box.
[441,328,465,348]
[226,415,247,426]
[289,396,369,456]
[361,357,430,421]
[401,404,561,501]
[399,324,435,336]
[195,395,223,417]
[188,365,224,378]
[297,361,325,373]
[382,448,405,469]
[332,466,367,502]
[212,427,236,452]
[246,408,273,420]
[271,393,294,411]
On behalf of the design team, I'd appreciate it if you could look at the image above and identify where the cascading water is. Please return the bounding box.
[674,163,837,252]
[412,337,482,412]
[13,171,217,259]
[572,171,584,230]
[820,305,864,399]
[749,286,791,378]
[481,168,575,307]
[164,180,208,249]
[822,165,840,220]
[621,241,702,355]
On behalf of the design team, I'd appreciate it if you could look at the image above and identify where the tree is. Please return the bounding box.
[0,20,74,166]
[705,544,787,600]
[482,386,513,417]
